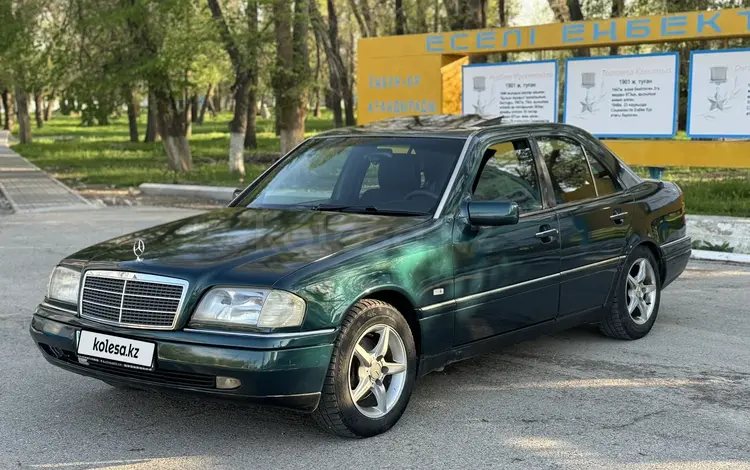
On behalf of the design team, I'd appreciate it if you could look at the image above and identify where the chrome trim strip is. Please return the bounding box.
[456,271,561,305]
[182,328,336,339]
[419,256,626,310]
[40,301,77,315]
[433,132,479,219]
[661,235,691,249]
[79,270,189,331]
[420,299,456,312]
[561,255,625,276]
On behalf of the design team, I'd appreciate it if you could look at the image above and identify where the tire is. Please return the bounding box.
[600,246,662,340]
[312,299,417,438]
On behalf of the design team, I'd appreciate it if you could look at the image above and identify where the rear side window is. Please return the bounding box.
[588,156,621,196]
[537,136,596,204]
[472,139,543,213]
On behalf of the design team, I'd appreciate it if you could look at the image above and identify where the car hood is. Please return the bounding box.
[67,207,428,285]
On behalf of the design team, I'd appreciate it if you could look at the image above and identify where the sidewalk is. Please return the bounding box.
[0,131,92,213]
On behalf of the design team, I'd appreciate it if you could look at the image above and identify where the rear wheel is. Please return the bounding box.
[600,246,661,340]
[312,299,416,438]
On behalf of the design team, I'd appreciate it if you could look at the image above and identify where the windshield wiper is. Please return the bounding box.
[310,204,427,217]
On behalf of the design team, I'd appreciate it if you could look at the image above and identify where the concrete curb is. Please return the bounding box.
[690,249,750,265]
[139,183,236,202]
[688,215,750,255]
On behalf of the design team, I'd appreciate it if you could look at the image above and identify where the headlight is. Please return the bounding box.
[47,266,81,305]
[189,288,306,329]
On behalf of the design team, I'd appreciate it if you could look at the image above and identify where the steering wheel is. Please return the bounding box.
[404,189,439,201]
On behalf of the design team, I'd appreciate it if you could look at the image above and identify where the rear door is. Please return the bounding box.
[533,133,635,317]
[452,136,561,345]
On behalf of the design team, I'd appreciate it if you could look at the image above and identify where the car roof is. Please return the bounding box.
[313,115,583,140]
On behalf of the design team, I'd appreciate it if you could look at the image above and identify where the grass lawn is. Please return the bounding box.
[12,112,335,188]
[632,166,750,218]
[10,113,750,217]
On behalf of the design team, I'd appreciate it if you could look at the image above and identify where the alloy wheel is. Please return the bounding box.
[348,324,408,419]
[625,258,657,325]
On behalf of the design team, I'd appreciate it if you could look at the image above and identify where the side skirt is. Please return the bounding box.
[417,306,604,378]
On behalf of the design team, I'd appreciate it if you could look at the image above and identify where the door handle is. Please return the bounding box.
[610,210,628,225]
[535,227,559,242]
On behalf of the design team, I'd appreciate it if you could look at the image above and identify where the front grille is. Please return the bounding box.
[80,270,188,329]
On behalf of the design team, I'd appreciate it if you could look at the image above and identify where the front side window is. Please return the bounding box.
[537,136,597,204]
[472,139,543,213]
[236,137,466,215]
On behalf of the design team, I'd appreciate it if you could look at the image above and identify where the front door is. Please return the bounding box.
[534,134,635,317]
[452,137,561,345]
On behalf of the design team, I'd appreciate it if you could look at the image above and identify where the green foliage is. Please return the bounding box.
[692,240,734,253]
[14,111,335,187]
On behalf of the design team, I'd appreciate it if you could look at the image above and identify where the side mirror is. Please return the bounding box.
[467,201,519,226]
[232,188,243,200]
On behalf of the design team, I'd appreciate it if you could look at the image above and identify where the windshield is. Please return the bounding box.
[236,136,466,215]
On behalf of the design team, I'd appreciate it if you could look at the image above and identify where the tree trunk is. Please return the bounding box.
[213,88,222,112]
[229,74,250,174]
[185,98,192,138]
[145,91,158,143]
[124,86,139,143]
[153,85,192,171]
[498,0,507,62]
[198,84,213,124]
[344,27,356,126]
[313,40,321,117]
[609,0,625,55]
[190,94,199,123]
[34,93,44,128]
[416,0,429,33]
[43,93,54,121]
[1,90,13,131]
[245,89,258,149]
[546,0,588,56]
[395,0,406,34]
[274,0,308,154]
[245,0,259,150]
[15,88,32,144]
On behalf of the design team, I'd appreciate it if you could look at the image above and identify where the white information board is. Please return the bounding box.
[462,60,558,123]
[687,49,750,138]
[563,53,678,138]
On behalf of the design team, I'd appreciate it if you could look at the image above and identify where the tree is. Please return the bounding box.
[273,0,310,154]
[208,0,262,174]
[609,0,625,55]
[1,89,13,131]
[395,0,407,34]
[547,0,588,56]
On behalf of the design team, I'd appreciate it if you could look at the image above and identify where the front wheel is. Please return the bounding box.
[312,299,417,438]
[600,246,661,340]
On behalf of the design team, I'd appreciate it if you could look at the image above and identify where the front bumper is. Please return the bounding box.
[30,306,336,412]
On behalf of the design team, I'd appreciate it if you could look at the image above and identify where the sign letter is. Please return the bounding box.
[661,15,687,36]
[426,35,444,52]
[563,24,585,43]
[697,12,721,33]
[593,21,617,41]
[738,10,750,30]
[626,19,650,38]
[476,31,495,49]
[450,33,468,51]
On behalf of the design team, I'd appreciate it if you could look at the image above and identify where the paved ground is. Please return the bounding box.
[1,207,749,469]
[0,132,92,212]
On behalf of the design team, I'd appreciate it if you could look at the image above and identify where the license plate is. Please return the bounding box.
[77,330,155,368]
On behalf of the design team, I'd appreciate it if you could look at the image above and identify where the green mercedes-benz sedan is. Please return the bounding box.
[30,121,691,437]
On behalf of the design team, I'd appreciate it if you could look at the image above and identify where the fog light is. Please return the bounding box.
[216,376,241,390]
